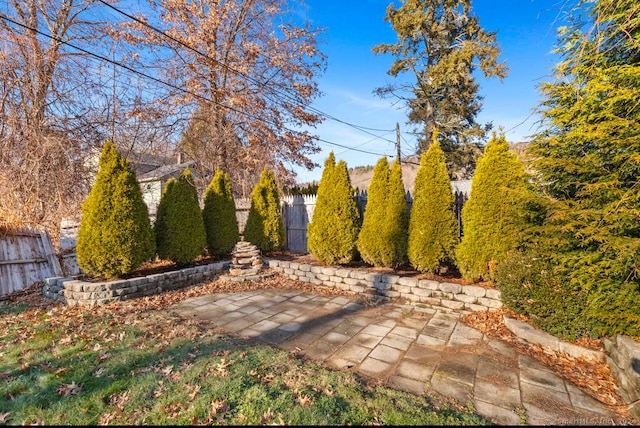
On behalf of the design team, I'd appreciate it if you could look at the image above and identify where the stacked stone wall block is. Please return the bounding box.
[349,271,368,280]
[284,268,294,275]
[329,275,342,283]
[478,297,502,309]
[289,262,300,270]
[298,264,311,272]
[364,273,382,283]
[419,296,442,306]
[349,284,366,293]
[394,284,412,294]
[321,267,336,276]
[383,290,401,299]
[401,293,420,303]
[418,279,439,290]
[465,303,488,312]
[310,266,323,274]
[454,293,477,304]
[374,281,392,292]
[397,277,418,288]
[462,285,486,297]
[439,282,462,294]
[441,299,465,310]
[486,289,502,300]
[335,269,351,278]
[411,287,432,298]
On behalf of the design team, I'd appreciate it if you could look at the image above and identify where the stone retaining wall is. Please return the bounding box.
[265,259,502,313]
[42,261,229,307]
[604,336,640,421]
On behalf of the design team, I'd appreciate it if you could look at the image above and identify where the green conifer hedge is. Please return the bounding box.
[408,137,459,273]
[307,153,360,265]
[202,169,239,256]
[76,141,155,279]
[243,168,284,251]
[456,133,529,281]
[154,167,207,265]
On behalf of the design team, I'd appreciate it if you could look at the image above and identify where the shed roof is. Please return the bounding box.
[137,161,196,183]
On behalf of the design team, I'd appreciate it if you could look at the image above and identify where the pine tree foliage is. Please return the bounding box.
[525,0,640,336]
[202,169,239,256]
[408,134,458,272]
[76,141,155,279]
[356,157,391,267]
[307,153,360,265]
[456,133,529,281]
[154,166,207,265]
[243,168,284,251]
[372,0,507,171]
[382,159,409,267]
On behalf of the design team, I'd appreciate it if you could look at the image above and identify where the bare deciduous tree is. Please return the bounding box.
[114,0,327,195]
[0,0,109,237]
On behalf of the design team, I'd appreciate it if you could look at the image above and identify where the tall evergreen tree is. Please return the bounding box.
[356,157,391,267]
[244,168,284,251]
[154,167,207,265]
[382,159,409,267]
[456,133,529,281]
[76,141,155,279]
[202,169,239,256]
[408,133,458,273]
[526,0,640,336]
[307,153,360,265]
[372,0,507,178]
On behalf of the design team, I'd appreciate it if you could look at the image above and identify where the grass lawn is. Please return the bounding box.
[0,279,492,426]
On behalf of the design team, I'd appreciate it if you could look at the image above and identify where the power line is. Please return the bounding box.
[0,12,391,158]
[96,0,398,141]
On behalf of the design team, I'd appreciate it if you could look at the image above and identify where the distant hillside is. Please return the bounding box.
[349,156,420,193]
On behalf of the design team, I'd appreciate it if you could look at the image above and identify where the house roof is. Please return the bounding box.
[137,161,196,183]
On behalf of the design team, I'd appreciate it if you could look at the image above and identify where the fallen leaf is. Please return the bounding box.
[56,381,82,396]
[0,412,11,423]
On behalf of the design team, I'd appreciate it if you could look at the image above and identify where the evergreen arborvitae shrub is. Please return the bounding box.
[382,159,409,267]
[154,166,207,265]
[76,141,155,279]
[307,153,360,265]
[456,133,529,281]
[202,169,239,256]
[356,157,390,267]
[408,136,458,273]
[243,168,284,251]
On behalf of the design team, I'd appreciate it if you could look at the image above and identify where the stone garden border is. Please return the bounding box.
[42,261,229,307]
[264,258,502,313]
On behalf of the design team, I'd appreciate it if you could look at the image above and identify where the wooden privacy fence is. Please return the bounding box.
[0,229,63,298]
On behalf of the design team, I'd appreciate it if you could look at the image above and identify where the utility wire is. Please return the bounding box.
[0,12,392,158]
[96,0,398,140]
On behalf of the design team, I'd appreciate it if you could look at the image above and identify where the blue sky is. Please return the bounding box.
[293,0,572,184]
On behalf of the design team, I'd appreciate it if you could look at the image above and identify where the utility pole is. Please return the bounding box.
[396,122,401,164]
